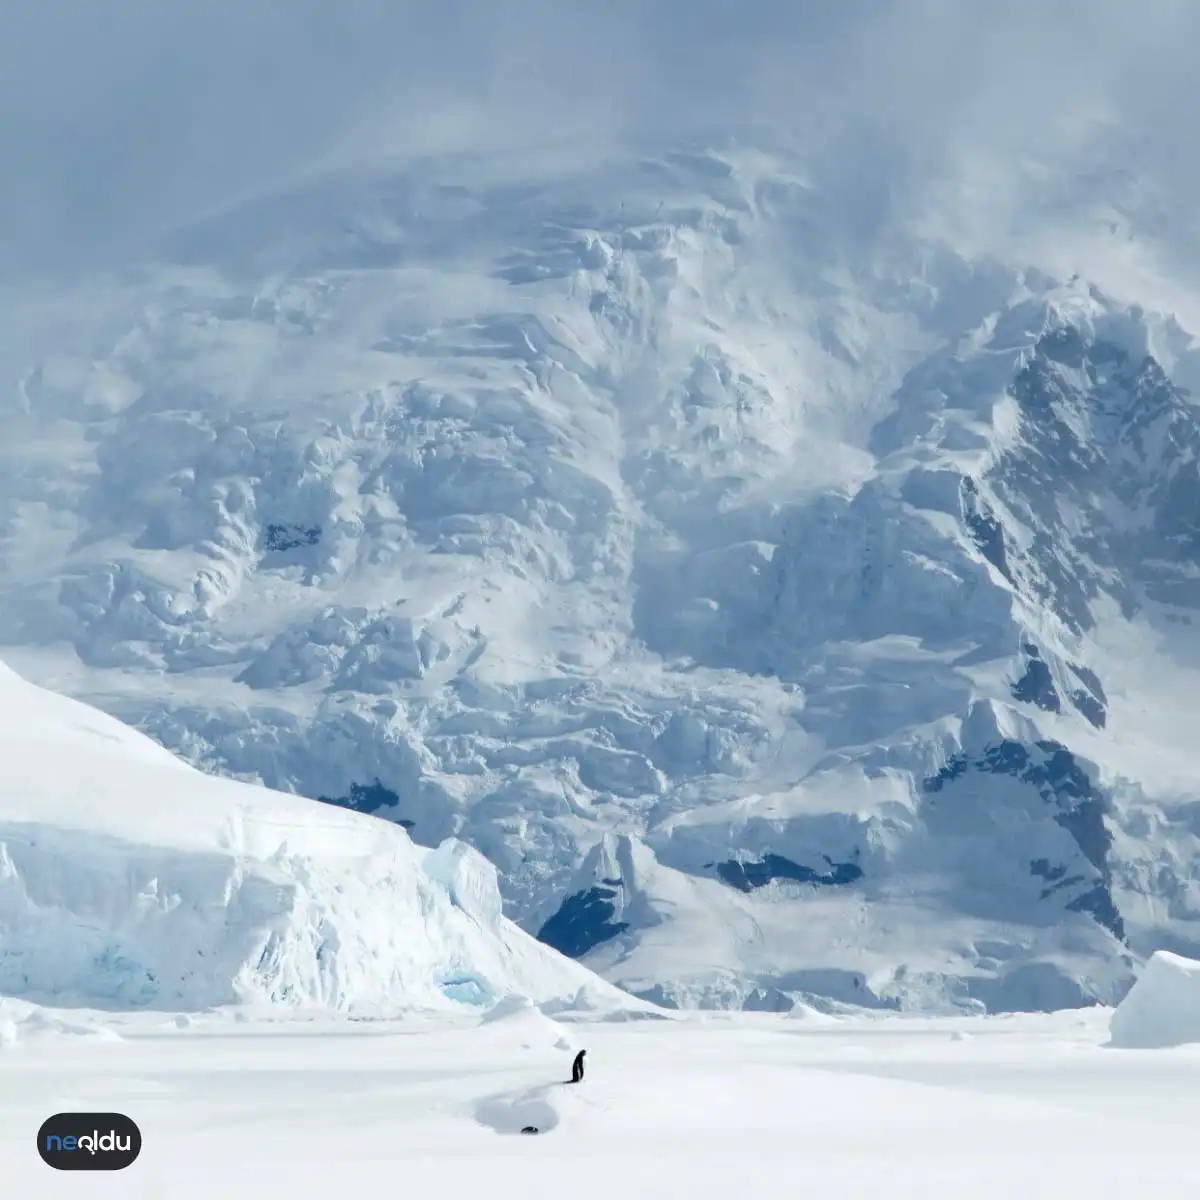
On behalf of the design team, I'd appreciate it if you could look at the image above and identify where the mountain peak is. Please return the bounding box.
[2,143,1200,1013]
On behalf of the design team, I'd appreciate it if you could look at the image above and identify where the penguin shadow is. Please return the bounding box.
[474,1081,561,1136]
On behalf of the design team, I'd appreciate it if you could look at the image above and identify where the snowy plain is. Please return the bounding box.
[12,658,1200,1197]
[4,1001,1200,1198]
[3,641,1197,1195]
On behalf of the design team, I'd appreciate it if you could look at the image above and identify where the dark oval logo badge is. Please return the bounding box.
[37,1113,141,1171]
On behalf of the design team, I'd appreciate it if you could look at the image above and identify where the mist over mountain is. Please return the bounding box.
[2,0,1200,1011]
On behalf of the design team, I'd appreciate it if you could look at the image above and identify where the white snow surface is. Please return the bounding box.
[3,136,1200,1012]
[2,1002,1199,1197]
[1108,950,1200,1049]
[0,660,649,1015]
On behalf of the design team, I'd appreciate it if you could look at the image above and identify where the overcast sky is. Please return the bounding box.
[1,0,1198,280]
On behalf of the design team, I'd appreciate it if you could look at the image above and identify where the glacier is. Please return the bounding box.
[2,137,1200,1013]
[0,659,648,1014]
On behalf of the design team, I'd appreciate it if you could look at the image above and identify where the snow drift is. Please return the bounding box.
[1108,951,1200,1049]
[0,661,646,1014]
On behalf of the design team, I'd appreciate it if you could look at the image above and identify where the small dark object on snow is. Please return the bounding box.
[520,1125,540,1135]
[570,1048,587,1083]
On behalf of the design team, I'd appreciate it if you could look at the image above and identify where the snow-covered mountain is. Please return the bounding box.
[0,659,644,1014]
[3,138,1200,1012]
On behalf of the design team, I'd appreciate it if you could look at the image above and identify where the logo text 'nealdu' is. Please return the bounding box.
[38,1113,142,1171]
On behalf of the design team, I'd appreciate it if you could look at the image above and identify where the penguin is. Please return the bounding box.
[570,1048,587,1083]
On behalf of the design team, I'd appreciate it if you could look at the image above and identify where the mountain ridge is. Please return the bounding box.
[2,141,1198,1012]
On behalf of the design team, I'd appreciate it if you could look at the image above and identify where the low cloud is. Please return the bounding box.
[1,0,1198,279]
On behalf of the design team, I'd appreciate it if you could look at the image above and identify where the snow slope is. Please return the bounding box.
[1108,950,1200,1048]
[0,660,648,1014]
[2,138,1200,1011]
[2,1002,1199,1198]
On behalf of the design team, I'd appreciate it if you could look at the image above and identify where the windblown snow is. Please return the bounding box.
[0,660,645,1014]
[2,137,1200,1013]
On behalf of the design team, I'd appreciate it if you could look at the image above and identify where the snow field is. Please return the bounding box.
[1,1004,1199,1198]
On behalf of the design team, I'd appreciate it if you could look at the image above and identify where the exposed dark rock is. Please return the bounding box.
[924,738,1124,940]
[317,778,412,825]
[1029,858,1085,900]
[742,986,794,1012]
[1066,883,1125,938]
[1037,325,1087,369]
[264,522,321,552]
[1067,663,1108,728]
[978,330,1200,637]
[1030,858,1068,884]
[537,885,628,959]
[959,477,1012,581]
[1011,643,1061,713]
[925,753,971,791]
[1068,663,1107,705]
[1069,689,1106,729]
[715,852,863,893]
